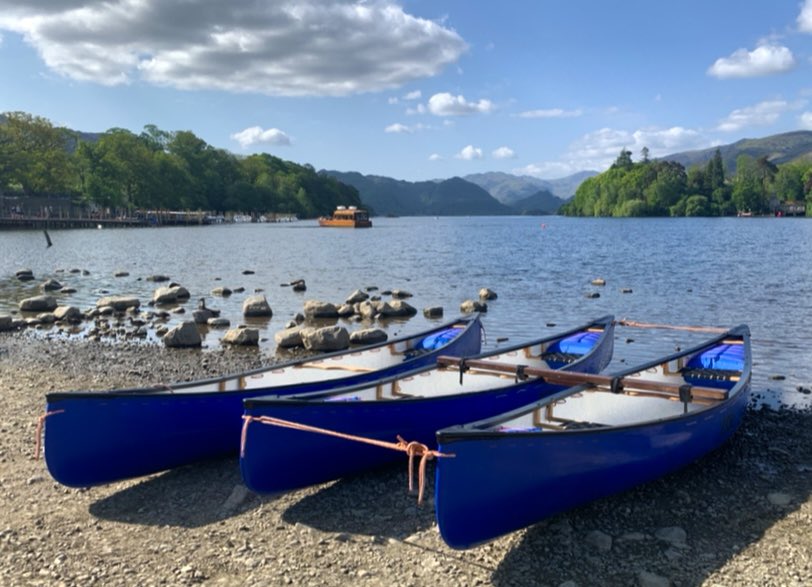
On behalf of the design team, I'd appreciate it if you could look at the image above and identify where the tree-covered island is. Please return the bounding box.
[561,146,812,217]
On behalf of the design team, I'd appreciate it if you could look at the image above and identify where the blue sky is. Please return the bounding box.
[2,1,812,181]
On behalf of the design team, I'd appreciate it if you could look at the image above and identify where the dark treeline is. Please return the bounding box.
[0,111,362,217]
[561,147,812,217]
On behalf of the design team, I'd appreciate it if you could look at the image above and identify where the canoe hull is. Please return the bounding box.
[240,317,615,493]
[43,317,482,487]
[435,327,751,549]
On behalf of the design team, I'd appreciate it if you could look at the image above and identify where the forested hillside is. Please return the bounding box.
[0,111,360,217]
[561,147,812,217]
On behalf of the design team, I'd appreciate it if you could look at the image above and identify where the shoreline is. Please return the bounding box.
[1,332,810,586]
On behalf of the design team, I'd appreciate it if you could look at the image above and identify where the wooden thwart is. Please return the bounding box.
[436,356,730,402]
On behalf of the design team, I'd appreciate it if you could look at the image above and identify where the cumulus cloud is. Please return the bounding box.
[0,0,467,95]
[428,153,442,161]
[404,90,421,100]
[707,44,795,78]
[518,125,708,178]
[384,123,411,133]
[799,0,812,32]
[716,100,796,132]
[427,92,494,116]
[230,126,291,148]
[492,146,516,160]
[801,112,812,129]
[455,145,483,160]
[517,108,582,119]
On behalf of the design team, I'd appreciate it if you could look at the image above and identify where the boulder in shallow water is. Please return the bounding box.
[16,269,35,281]
[53,306,83,323]
[423,306,444,318]
[303,300,339,319]
[96,296,141,312]
[162,321,202,348]
[478,288,498,300]
[349,328,388,345]
[40,279,63,292]
[274,326,304,348]
[243,295,273,318]
[460,299,487,313]
[0,315,14,331]
[19,295,58,312]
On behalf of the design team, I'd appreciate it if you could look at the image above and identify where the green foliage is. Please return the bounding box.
[0,111,362,217]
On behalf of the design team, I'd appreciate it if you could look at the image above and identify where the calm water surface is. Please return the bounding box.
[1,216,810,407]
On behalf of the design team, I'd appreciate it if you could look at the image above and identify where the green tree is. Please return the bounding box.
[732,155,767,214]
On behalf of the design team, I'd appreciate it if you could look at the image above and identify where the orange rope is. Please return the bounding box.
[240,415,454,504]
[33,410,64,460]
[617,319,727,333]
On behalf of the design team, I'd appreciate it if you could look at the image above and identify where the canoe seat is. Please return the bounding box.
[681,367,740,390]
[540,351,581,368]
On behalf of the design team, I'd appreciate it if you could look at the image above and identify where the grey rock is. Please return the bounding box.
[290,279,306,292]
[19,295,58,312]
[302,325,350,352]
[162,321,202,348]
[357,300,379,320]
[349,328,388,345]
[207,317,231,328]
[53,306,83,323]
[211,287,232,297]
[460,299,487,313]
[767,492,792,506]
[145,274,170,282]
[478,287,498,300]
[345,289,369,304]
[59,287,77,294]
[152,286,179,304]
[40,278,63,292]
[243,295,273,318]
[113,270,130,277]
[15,268,35,281]
[423,306,444,318]
[591,277,606,286]
[0,315,13,331]
[275,326,304,348]
[222,327,259,346]
[221,484,251,512]
[337,303,356,317]
[96,296,140,311]
[303,300,339,319]
[390,289,413,299]
[378,300,417,317]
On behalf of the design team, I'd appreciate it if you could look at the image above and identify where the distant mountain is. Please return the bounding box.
[322,171,513,216]
[662,130,812,173]
[464,170,598,204]
[511,189,567,215]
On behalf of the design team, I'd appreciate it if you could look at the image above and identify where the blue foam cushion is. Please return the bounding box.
[685,343,744,372]
[547,331,601,356]
[414,326,463,351]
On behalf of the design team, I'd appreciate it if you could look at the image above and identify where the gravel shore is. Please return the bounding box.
[1,332,810,587]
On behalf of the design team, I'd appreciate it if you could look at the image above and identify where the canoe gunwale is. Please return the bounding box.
[44,313,481,402]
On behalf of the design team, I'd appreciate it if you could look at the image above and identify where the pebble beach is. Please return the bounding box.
[0,332,810,587]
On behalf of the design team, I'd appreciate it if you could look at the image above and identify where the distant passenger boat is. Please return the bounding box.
[318,206,372,228]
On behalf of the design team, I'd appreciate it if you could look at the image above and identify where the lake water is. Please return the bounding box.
[1,216,810,408]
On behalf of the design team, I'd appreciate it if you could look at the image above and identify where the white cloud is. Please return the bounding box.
[492,146,516,160]
[716,99,795,132]
[384,123,411,134]
[404,90,421,100]
[427,92,494,116]
[519,125,709,178]
[406,104,427,115]
[799,112,812,129]
[0,0,467,95]
[455,145,483,160]
[799,0,812,32]
[517,108,582,119]
[230,126,291,148]
[388,97,399,105]
[707,44,795,79]
[428,153,442,161]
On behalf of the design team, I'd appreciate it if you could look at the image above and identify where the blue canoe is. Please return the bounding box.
[239,315,615,494]
[434,325,751,549]
[43,315,483,487]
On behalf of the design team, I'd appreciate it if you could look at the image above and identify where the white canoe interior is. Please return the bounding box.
[148,322,474,394]
[479,343,745,433]
[308,344,562,402]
